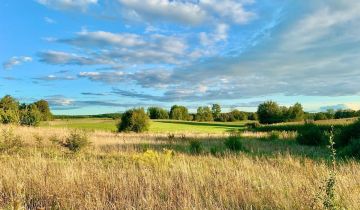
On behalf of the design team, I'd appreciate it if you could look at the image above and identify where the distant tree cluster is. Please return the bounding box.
[307,109,360,121]
[257,101,304,124]
[0,95,52,126]
[145,104,257,123]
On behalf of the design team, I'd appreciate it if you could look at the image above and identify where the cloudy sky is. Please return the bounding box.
[1,0,360,114]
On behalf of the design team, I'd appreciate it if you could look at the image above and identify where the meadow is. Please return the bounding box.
[40,118,252,133]
[1,118,360,209]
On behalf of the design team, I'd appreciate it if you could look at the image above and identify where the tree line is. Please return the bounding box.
[0,95,53,126]
[147,102,360,124]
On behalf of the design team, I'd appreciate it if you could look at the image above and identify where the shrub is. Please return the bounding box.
[334,119,360,148]
[20,104,42,126]
[61,130,90,152]
[0,109,20,124]
[118,108,150,133]
[296,123,326,146]
[245,122,261,130]
[338,138,360,159]
[0,128,23,153]
[225,135,244,151]
[189,140,202,154]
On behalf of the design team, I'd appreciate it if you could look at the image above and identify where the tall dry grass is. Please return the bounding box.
[0,125,359,209]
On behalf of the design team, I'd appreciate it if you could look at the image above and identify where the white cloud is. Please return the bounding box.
[38,50,111,65]
[282,0,360,51]
[60,30,145,47]
[44,17,56,24]
[200,0,255,24]
[119,0,255,25]
[37,0,98,12]
[119,0,207,25]
[3,56,32,70]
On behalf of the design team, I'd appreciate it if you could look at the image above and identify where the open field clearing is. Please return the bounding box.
[40,119,252,133]
[0,124,360,209]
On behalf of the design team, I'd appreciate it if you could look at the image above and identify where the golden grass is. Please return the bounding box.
[0,125,360,209]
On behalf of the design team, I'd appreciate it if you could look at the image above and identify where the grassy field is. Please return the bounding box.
[0,123,360,209]
[40,118,251,133]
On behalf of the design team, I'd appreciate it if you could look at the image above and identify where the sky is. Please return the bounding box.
[1,0,360,115]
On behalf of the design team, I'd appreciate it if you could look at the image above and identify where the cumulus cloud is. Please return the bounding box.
[37,0,98,12]
[3,56,32,69]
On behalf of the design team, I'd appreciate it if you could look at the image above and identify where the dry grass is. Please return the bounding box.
[0,125,360,209]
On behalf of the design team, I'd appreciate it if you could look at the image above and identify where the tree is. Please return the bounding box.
[257,101,283,124]
[20,104,42,126]
[287,103,304,122]
[118,108,150,133]
[196,106,213,122]
[34,100,53,121]
[0,95,19,111]
[170,105,189,120]
[212,104,221,121]
[230,109,248,121]
[0,95,20,124]
[147,107,169,119]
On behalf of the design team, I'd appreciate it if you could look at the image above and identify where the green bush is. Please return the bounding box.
[335,119,360,148]
[338,138,360,159]
[20,104,42,126]
[245,122,261,130]
[118,108,150,133]
[0,109,20,124]
[296,123,326,146]
[189,140,202,154]
[61,130,90,152]
[225,135,244,151]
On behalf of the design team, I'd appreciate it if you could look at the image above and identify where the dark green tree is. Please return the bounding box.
[118,108,150,133]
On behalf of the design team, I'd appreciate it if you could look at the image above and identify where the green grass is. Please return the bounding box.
[40,118,251,133]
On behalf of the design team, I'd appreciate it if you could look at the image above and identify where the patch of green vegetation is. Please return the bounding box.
[41,118,251,133]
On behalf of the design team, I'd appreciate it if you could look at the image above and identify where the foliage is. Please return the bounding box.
[257,101,284,124]
[334,119,360,148]
[189,140,203,154]
[118,108,150,133]
[20,104,42,126]
[0,109,20,124]
[245,122,261,130]
[147,107,169,119]
[257,101,305,124]
[211,104,221,120]
[170,105,190,120]
[61,130,90,152]
[195,106,213,122]
[296,123,326,146]
[224,134,244,151]
[0,95,52,126]
[34,99,53,121]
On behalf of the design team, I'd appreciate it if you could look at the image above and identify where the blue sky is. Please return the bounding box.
[1,0,360,115]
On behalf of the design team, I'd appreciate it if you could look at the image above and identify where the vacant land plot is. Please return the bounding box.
[41,118,251,133]
[0,124,359,209]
